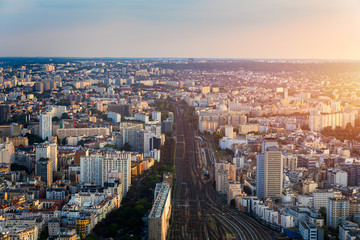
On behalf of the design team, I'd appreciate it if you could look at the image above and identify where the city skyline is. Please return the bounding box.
[1,1,360,238]
[1,0,360,60]
[0,56,360,239]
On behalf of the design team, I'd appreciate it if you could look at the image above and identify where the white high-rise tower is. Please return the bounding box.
[39,114,52,140]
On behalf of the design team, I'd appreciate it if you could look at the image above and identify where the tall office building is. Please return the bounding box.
[80,151,131,194]
[121,123,143,150]
[39,114,52,140]
[0,104,10,123]
[36,142,58,172]
[257,148,283,200]
[327,198,351,228]
[256,154,265,199]
[148,182,171,240]
[344,164,360,186]
[152,111,162,122]
[105,152,131,194]
[327,198,360,228]
[34,82,44,92]
[35,158,53,187]
[136,130,153,154]
[54,75,62,88]
[80,154,102,186]
[0,142,15,165]
[312,190,336,210]
[19,71,25,79]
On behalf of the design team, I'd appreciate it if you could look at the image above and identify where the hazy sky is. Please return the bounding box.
[0,0,359,59]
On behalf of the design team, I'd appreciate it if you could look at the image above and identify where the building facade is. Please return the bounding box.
[257,148,283,200]
[39,113,52,140]
[148,182,171,240]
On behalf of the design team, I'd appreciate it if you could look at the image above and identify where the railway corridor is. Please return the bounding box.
[168,103,274,240]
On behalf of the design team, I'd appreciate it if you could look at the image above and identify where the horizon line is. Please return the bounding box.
[0,56,360,62]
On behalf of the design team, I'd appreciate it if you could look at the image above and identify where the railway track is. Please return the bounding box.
[168,102,275,240]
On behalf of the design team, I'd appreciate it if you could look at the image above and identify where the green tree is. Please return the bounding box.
[52,116,60,122]
[135,204,146,217]
[84,234,98,240]
[90,108,102,115]
[243,186,252,196]
[322,225,330,240]
[213,133,224,144]
[61,113,71,119]
[225,148,234,157]
[11,163,29,173]
[39,227,49,240]
[105,223,119,237]
[230,199,236,207]
[25,133,44,145]
[102,114,111,121]
[319,207,326,221]
[62,137,68,145]
[121,142,132,151]
[56,99,71,106]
